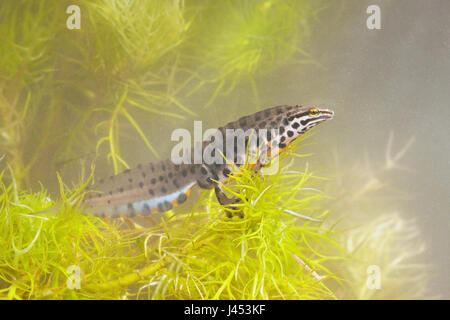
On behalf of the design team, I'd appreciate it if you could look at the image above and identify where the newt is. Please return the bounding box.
[82,105,334,218]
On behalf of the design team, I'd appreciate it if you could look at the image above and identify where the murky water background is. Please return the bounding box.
[287,0,450,297]
[301,0,450,297]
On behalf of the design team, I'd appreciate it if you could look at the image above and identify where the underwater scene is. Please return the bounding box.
[0,0,448,301]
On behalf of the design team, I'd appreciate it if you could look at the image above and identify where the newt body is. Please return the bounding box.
[82,105,334,218]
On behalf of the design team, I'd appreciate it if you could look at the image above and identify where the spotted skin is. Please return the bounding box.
[82,105,334,218]
[83,160,200,218]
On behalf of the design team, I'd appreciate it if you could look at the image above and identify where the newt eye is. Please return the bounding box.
[308,108,319,117]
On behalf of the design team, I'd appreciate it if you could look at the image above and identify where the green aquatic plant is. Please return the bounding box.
[82,0,189,77]
[0,129,431,300]
[183,0,325,106]
[0,143,345,299]
[0,0,62,84]
[0,0,64,188]
[130,153,343,299]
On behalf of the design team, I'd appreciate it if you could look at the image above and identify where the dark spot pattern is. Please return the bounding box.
[177,193,187,204]
[142,204,151,216]
[223,168,232,177]
[127,203,135,217]
[295,111,308,119]
[164,201,172,211]
[301,119,313,126]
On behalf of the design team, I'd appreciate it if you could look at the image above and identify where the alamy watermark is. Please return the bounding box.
[66,265,81,289]
[66,5,81,30]
[170,121,280,175]
[366,5,381,30]
[366,264,381,290]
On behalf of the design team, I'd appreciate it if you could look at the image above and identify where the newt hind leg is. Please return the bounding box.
[214,184,243,218]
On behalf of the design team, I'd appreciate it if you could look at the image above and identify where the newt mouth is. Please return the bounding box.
[320,109,334,119]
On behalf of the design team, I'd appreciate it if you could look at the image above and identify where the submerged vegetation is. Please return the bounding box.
[0,147,343,299]
[0,137,429,300]
[0,1,429,299]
